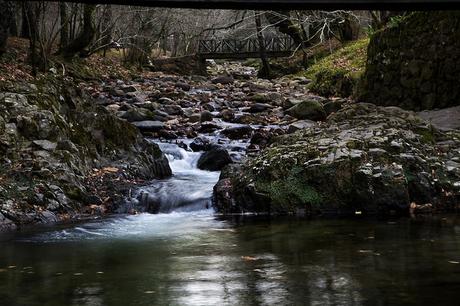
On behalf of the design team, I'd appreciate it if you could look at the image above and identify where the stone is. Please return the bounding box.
[197,145,233,171]
[211,75,234,85]
[286,99,326,121]
[175,82,191,91]
[120,108,153,122]
[131,121,164,132]
[190,137,212,152]
[32,140,57,151]
[220,109,235,122]
[249,103,272,113]
[221,125,253,140]
[200,110,213,122]
[163,104,184,116]
[189,113,201,123]
[287,120,317,133]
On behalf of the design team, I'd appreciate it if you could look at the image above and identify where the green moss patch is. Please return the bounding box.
[303,38,369,97]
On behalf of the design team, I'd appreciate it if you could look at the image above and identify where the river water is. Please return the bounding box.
[1,143,460,306]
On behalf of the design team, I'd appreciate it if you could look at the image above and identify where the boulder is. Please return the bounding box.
[175,82,191,91]
[221,125,253,139]
[220,109,235,122]
[190,137,212,152]
[197,145,233,171]
[249,103,272,113]
[214,103,460,216]
[120,108,153,122]
[200,110,213,122]
[131,120,164,132]
[286,99,326,121]
[32,140,57,151]
[287,120,317,133]
[163,104,184,116]
[211,75,234,85]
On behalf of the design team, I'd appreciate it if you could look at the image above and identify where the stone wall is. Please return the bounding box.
[359,11,460,111]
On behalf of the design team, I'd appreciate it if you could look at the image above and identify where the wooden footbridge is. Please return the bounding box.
[197,37,297,60]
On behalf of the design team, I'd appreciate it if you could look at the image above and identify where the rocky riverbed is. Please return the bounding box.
[1,61,460,231]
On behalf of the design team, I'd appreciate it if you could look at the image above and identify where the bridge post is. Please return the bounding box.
[196,55,207,75]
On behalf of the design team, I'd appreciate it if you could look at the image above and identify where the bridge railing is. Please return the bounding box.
[197,37,298,55]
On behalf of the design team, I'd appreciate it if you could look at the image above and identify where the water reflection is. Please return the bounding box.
[1,215,460,306]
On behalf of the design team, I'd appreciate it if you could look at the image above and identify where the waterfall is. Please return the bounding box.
[125,142,221,213]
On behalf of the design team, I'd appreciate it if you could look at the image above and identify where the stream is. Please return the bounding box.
[1,141,460,305]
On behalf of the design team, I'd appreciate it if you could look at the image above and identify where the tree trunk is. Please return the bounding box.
[255,11,271,79]
[0,0,12,55]
[62,4,96,58]
[20,2,30,38]
[8,2,18,37]
[59,2,68,50]
[101,5,113,57]
[265,11,306,46]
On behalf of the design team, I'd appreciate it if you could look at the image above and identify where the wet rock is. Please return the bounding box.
[121,85,137,93]
[0,213,16,232]
[248,103,272,113]
[197,145,233,171]
[190,137,212,152]
[32,140,57,151]
[220,109,235,122]
[175,82,191,91]
[163,104,184,116]
[211,75,234,85]
[324,99,345,115]
[200,110,213,122]
[286,99,326,121]
[221,125,253,139]
[287,120,317,133]
[120,108,154,122]
[131,120,164,132]
[188,113,201,123]
[199,122,221,133]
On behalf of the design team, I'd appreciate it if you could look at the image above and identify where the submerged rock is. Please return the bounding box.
[214,103,460,216]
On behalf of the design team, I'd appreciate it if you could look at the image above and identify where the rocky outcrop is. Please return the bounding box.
[359,11,460,110]
[214,103,460,216]
[0,77,171,229]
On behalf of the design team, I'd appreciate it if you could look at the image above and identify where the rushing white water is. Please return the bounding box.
[22,210,226,242]
[132,142,221,213]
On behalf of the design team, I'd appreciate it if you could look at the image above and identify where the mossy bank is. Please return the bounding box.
[0,75,171,232]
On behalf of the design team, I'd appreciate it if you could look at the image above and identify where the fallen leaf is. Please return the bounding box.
[103,167,119,173]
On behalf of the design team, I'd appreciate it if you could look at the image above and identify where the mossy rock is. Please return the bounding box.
[286,99,326,121]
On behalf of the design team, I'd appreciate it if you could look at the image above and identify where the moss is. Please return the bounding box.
[415,126,436,144]
[256,166,323,212]
[303,38,369,97]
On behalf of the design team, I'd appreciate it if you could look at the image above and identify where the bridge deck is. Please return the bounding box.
[197,37,297,59]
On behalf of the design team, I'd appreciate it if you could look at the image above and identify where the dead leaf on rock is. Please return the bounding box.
[103,167,119,173]
[241,256,257,261]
